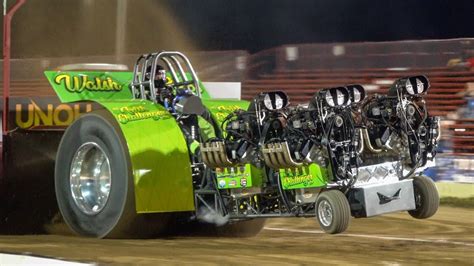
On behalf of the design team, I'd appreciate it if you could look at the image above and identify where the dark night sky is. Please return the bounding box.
[164,0,474,52]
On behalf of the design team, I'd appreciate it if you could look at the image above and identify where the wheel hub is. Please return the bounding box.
[70,142,112,215]
[318,200,333,227]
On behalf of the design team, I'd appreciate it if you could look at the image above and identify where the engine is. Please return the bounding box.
[197,75,439,219]
[360,75,440,173]
[277,86,364,185]
[201,91,289,169]
[200,86,368,188]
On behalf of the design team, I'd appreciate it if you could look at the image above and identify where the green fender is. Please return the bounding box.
[99,100,194,213]
[45,71,194,213]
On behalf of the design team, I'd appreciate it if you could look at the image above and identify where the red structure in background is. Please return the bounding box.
[3,0,26,136]
[1,0,26,190]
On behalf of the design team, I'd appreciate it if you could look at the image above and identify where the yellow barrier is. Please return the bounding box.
[436,182,474,198]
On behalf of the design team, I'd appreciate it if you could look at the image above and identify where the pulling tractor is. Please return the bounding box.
[45,51,440,238]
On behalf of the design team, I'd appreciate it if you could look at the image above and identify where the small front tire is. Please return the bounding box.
[315,190,351,234]
[408,175,439,219]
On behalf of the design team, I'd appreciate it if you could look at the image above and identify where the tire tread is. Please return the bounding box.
[316,190,351,234]
[408,175,439,219]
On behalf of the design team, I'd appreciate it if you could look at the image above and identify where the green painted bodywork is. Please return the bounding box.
[44,70,211,102]
[45,71,196,213]
[45,70,254,213]
[44,71,134,102]
[216,164,264,189]
[198,117,216,141]
[102,100,195,213]
[202,98,262,190]
[279,163,328,190]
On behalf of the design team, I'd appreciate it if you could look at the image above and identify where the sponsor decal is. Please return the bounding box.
[216,105,242,113]
[218,179,226,188]
[164,75,199,94]
[211,105,244,121]
[15,100,92,129]
[377,189,401,205]
[54,74,123,93]
[113,105,171,124]
[240,178,247,187]
[283,174,314,188]
[229,180,237,187]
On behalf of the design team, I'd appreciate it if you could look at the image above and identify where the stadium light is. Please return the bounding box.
[115,0,127,62]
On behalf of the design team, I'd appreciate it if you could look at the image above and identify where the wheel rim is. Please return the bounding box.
[70,142,112,215]
[318,199,333,227]
[413,185,422,208]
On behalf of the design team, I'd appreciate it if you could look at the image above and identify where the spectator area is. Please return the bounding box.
[442,119,474,154]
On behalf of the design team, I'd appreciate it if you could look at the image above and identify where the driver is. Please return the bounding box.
[149,65,173,108]
[147,64,219,140]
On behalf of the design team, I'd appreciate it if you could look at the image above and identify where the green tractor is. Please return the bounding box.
[46,51,440,238]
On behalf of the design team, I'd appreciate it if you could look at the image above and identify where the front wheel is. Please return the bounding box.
[408,175,439,219]
[315,190,351,234]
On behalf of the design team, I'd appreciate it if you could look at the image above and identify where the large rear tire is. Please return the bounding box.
[55,110,169,238]
[408,175,439,219]
[315,190,351,234]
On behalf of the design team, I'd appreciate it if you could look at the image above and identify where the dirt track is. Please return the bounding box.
[0,206,472,265]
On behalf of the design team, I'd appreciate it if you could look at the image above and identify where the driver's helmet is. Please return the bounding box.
[155,65,167,85]
[146,64,167,88]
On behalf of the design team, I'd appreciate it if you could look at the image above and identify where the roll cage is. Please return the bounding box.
[131,51,202,101]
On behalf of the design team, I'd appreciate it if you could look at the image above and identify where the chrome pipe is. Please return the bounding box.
[131,54,146,99]
[362,128,383,153]
[161,57,179,84]
[171,55,189,82]
[357,128,364,154]
[139,54,150,100]
[436,118,441,141]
